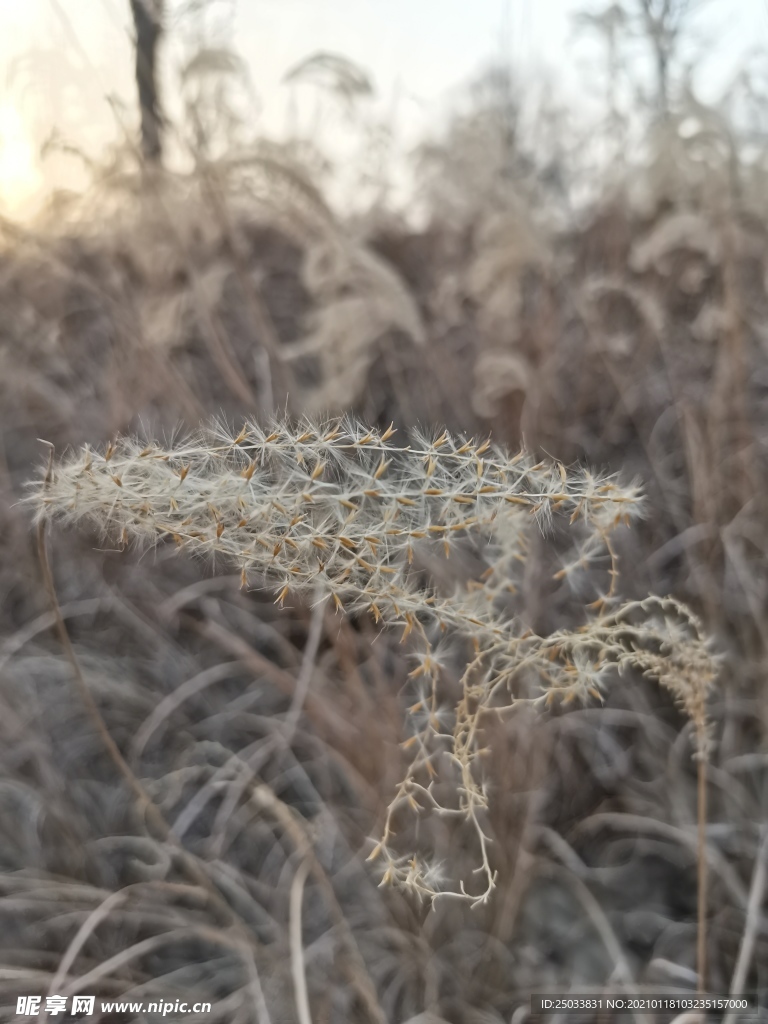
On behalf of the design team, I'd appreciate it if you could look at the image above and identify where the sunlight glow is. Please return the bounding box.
[0,101,42,218]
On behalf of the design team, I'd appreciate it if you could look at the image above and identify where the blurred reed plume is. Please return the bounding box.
[31,418,717,910]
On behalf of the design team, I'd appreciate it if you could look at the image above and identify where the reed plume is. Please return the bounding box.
[30,417,716,907]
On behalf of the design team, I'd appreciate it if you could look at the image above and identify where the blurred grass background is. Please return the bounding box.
[1,1,768,1021]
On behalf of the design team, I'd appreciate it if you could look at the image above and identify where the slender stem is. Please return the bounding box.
[696,754,708,994]
[289,857,313,1024]
[724,828,768,1024]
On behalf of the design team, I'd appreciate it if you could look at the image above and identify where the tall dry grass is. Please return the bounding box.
[0,19,767,1023]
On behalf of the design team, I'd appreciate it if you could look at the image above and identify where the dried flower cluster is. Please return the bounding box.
[31,418,716,903]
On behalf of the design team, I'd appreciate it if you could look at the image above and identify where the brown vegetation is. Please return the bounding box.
[1,7,767,1021]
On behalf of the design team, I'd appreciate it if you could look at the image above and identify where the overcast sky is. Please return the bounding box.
[0,0,767,215]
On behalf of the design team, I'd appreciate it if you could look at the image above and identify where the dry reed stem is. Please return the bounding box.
[697,756,708,994]
[289,857,313,1024]
[724,827,768,1022]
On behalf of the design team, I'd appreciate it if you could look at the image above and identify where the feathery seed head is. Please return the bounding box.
[30,417,716,904]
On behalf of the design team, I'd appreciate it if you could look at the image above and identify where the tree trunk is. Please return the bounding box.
[130,0,164,165]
